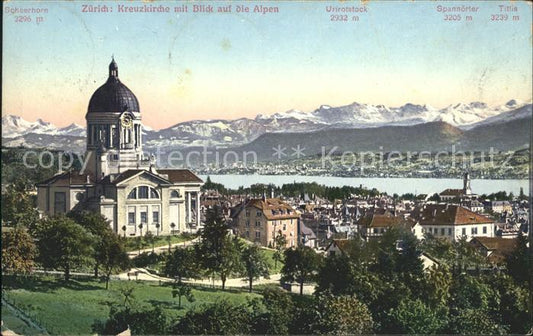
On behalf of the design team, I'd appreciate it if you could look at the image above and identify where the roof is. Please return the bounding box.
[326,239,351,254]
[37,171,92,186]
[417,204,493,226]
[299,222,317,239]
[245,198,300,220]
[157,169,203,183]
[471,237,518,252]
[87,59,140,113]
[107,169,145,184]
[470,236,518,263]
[356,212,411,228]
[439,188,463,196]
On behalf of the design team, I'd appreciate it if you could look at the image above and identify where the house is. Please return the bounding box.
[325,239,352,257]
[470,236,518,264]
[420,253,440,271]
[233,197,300,247]
[486,201,513,214]
[298,221,317,248]
[355,212,414,240]
[36,59,203,236]
[414,204,495,241]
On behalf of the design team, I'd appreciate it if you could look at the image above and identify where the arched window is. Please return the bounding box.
[170,190,180,198]
[127,186,160,200]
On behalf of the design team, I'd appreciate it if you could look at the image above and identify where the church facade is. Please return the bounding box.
[36,59,203,236]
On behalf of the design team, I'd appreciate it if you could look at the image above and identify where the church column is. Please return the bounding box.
[196,192,201,227]
[186,192,191,226]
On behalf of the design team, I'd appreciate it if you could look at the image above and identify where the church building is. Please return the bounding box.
[36,59,203,236]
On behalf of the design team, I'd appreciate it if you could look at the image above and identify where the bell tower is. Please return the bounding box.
[84,58,150,180]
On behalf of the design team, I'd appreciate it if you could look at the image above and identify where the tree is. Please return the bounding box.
[281,246,321,295]
[164,247,200,282]
[94,305,169,335]
[505,234,529,287]
[241,244,270,292]
[68,211,111,278]
[490,273,532,333]
[420,264,452,308]
[253,287,295,335]
[447,308,503,335]
[198,206,244,289]
[316,254,359,296]
[144,231,156,253]
[34,216,95,281]
[100,231,130,289]
[166,235,172,253]
[1,227,37,275]
[314,293,374,335]
[171,281,195,309]
[217,236,244,289]
[172,300,251,335]
[381,298,446,334]
[1,180,39,230]
[273,231,287,269]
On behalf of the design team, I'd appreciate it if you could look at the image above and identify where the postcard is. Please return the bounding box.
[2,1,532,335]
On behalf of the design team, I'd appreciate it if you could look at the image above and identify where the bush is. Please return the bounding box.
[131,252,163,268]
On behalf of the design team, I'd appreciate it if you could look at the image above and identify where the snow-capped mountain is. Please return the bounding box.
[2,100,530,151]
[256,100,523,130]
[2,115,85,138]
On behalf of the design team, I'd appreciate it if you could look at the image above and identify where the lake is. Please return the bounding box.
[199,174,529,196]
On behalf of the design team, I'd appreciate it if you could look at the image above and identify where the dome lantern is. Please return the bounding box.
[87,58,140,113]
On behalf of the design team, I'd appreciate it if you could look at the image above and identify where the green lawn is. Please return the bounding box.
[1,303,44,335]
[124,233,195,252]
[2,275,260,335]
[261,248,284,274]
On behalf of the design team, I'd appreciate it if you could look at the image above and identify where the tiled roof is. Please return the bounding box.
[299,222,317,239]
[246,198,300,220]
[356,212,411,228]
[327,239,352,254]
[417,204,493,226]
[470,236,518,263]
[471,236,518,252]
[37,171,92,186]
[440,188,463,196]
[157,169,203,183]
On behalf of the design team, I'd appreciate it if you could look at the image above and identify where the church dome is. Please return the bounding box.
[87,58,140,113]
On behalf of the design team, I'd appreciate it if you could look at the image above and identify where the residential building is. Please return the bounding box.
[415,204,495,241]
[470,236,518,264]
[233,197,300,247]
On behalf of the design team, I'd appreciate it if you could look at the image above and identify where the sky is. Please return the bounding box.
[2,1,532,129]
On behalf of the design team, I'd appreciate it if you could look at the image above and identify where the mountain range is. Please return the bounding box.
[2,100,531,160]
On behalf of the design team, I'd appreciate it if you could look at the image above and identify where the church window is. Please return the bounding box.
[171,190,180,198]
[128,209,136,225]
[128,186,160,199]
[153,210,159,224]
[140,211,148,224]
[138,186,149,199]
[54,192,66,215]
[127,189,136,199]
